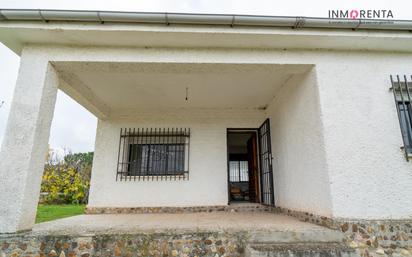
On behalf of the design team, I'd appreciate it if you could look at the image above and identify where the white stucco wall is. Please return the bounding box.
[315,55,412,220]
[266,70,333,217]
[88,110,266,207]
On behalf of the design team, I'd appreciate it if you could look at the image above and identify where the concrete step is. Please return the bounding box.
[245,242,360,257]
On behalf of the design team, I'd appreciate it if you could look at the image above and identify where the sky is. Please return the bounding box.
[0,0,410,153]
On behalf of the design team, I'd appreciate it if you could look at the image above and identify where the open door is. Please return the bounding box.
[247,134,259,203]
[227,130,260,204]
[258,119,275,206]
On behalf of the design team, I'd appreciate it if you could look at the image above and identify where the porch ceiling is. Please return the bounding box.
[55,62,311,119]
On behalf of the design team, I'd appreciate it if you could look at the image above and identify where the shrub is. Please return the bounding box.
[41,164,90,204]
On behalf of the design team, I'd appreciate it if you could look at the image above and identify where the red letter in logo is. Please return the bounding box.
[350,9,359,19]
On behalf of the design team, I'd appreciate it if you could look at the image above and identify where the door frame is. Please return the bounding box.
[226,128,261,205]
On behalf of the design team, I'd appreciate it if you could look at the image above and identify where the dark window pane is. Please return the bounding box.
[398,102,412,154]
[128,143,186,176]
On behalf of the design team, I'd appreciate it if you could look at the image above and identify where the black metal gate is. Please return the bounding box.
[258,119,275,206]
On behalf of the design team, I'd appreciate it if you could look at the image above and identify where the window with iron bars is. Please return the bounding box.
[390,75,412,160]
[117,128,190,181]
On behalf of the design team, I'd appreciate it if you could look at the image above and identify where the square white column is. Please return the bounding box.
[0,50,58,233]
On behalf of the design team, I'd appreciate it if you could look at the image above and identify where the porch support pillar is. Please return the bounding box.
[0,50,58,233]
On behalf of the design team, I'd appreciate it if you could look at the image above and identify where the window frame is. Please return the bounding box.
[228,153,249,183]
[397,102,412,154]
[117,128,190,181]
[390,75,412,160]
[229,160,249,182]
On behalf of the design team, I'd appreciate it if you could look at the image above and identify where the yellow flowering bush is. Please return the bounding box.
[41,164,90,204]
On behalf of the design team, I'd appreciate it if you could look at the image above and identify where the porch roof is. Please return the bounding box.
[1,9,412,54]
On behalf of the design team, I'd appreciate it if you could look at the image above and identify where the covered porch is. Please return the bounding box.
[57,61,313,209]
[0,50,331,233]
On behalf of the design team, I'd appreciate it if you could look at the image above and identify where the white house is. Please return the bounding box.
[0,10,412,235]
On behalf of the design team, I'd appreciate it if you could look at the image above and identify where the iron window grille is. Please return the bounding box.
[117,128,190,181]
[390,75,412,160]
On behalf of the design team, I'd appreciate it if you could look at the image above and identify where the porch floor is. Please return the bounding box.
[32,212,344,243]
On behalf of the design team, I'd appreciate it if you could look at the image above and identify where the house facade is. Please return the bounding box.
[0,10,412,234]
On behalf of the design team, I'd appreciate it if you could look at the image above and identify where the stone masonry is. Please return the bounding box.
[0,231,247,257]
[85,205,276,214]
[277,207,412,257]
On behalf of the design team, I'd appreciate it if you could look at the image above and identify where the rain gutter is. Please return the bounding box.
[0,9,411,31]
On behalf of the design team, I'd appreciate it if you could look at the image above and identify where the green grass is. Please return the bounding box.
[36,204,86,223]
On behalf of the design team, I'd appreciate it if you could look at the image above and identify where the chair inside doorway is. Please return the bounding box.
[227,130,260,203]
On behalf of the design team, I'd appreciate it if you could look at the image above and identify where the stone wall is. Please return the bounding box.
[277,207,412,257]
[86,205,276,214]
[1,231,247,257]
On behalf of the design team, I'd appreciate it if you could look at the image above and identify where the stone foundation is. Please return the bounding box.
[245,242,356,257]
[275,207,336,228]
[86,204,276,214]
[0,231,247,257]
[276,207,412,257]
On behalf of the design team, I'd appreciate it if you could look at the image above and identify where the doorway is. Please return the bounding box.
[227,119,275,206]
[227,129,260,203]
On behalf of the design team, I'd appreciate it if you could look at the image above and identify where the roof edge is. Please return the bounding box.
[0,9,412,31]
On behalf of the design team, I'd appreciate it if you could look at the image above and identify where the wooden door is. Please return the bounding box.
[247,134,259,203]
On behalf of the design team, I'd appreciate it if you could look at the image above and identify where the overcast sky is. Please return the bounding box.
[0,0,410,153]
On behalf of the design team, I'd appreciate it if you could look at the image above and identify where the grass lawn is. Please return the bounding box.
[36,204,86,223]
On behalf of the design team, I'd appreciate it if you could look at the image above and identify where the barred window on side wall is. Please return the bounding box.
[390,75,412,160]
[117,128,190,180]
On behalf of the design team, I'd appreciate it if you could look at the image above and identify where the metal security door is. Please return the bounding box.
[258,119,275,206]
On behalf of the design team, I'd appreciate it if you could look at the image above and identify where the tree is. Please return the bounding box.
[40,149,93,204]
[64,152,93,182]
